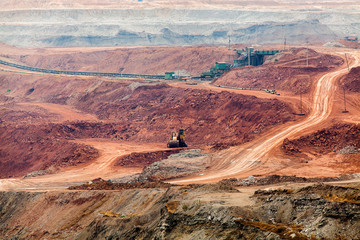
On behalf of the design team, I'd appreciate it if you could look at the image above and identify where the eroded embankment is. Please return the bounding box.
[0,183,359,239]
[281,123,360,174]
[281,123,360,176]
[0,123,99,178]
[340,66,360,93]
[282,123,360,156]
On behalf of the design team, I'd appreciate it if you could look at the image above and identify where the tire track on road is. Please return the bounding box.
[171,51,360,184]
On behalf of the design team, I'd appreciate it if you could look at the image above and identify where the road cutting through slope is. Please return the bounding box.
[0,140,167,191]
[171,50,360,184]
[0,49,358,190]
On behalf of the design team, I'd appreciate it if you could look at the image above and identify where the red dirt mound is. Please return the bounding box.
[0,124,99,178]
[282,123,360,155]
[114,149,181,168]
[339,66,360,92]
[215,48,344,94]
[80,84,296,145]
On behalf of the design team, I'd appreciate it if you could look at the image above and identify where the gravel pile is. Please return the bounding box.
[337,145,359,154]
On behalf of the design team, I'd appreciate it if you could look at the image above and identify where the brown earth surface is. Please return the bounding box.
[114,149,181,168]
[0,60,297,179]
[0,124,100,178]
[339,66,360,92]
[0,44,359,189]
[0,82,296,178]
[1,79,297,146]
[11,46,234,75]
[170,48,360,184]
[214,48,344,94]
[281,123,360,174]
[282,123,360,156]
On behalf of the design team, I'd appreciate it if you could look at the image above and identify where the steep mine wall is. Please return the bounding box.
[0,184,359,239]
[0,7,358,47]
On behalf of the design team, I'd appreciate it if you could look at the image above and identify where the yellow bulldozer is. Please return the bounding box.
[167,128,187,148]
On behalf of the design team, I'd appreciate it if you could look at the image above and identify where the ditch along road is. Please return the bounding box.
[171,50,360,184]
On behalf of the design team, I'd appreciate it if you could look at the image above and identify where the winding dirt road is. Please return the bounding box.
[0,140,167,191]
[171,50,360,184]
[0,48,358,190]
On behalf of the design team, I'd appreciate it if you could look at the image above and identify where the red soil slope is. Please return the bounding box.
[0,71,296,178]
[282,123,360,155]
[339,66,360,92]
[0,124,99,178]
[13,46,233,75]
[281,123,360,173]
[215,48,344,94]
[74,84,296,145]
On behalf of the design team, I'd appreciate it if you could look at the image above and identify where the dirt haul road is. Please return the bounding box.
[0,49,358,190]
[0,140,167,191]
[171,50,360,184]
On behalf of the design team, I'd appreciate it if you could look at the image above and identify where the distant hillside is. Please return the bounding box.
[0,1,359,47]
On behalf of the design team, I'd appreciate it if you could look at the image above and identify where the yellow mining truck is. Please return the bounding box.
[167,129,187,148]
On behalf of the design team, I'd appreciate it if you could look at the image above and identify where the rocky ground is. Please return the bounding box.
[114,149,181,168]
[340,66,360,93]
[0,43,359,239]
[0,182,359,239]
[282,123,360,156]
[281,123,360,174]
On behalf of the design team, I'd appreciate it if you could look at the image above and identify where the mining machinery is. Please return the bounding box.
[167,129,187,148]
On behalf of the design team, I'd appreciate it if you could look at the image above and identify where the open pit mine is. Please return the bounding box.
[0,0,360,239]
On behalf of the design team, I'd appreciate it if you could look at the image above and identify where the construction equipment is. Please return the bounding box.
[167,129,187,148]
[233,48,280,67]
[200,62,231,79]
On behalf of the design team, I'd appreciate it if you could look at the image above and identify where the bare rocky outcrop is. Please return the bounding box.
[0,183,359,239]
[0,5,357,47]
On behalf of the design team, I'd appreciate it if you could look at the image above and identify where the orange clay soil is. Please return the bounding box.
[0,81,296,179]
[170,48,360,184]
[0,45,359,190]
[339,66,360,93]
